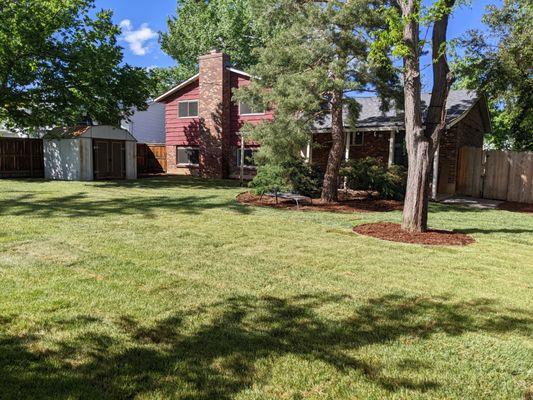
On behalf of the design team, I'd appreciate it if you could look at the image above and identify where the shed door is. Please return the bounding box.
[93,140,125,180]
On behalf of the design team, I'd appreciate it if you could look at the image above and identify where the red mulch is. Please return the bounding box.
[236,191,403,213]
[497,202,533,214]
[353,222,475,246]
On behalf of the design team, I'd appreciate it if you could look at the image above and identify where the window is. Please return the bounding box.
[176,147,199,166]
[178,101,199,118]
[239,102,264,115]
[350,132,364,146]
[236,148,257,167]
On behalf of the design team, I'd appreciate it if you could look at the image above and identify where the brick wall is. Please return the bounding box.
[312,131,392,170]
[349,132,390,162]
[165,145,199,176]
[437,101,486,194]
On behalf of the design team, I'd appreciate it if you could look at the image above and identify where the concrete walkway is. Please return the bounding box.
[440,196,503,210]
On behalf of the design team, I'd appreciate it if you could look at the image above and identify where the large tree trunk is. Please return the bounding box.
[399,0,454,233]
[321,89,345,203]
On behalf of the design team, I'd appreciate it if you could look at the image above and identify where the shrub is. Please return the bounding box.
[249,164,289,197]
[340,157,407,200]
[284,159,323,198]
[249,159,323,198]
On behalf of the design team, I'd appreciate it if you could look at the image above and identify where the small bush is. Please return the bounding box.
[249,165,289,196]
[340,157,407,200]
[285,159,323,198]
[249,159,323,198]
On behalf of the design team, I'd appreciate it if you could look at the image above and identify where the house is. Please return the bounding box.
[156,51,491,196]
[121,101,166,144]
[43,125,137,180]
[155,50,274,179]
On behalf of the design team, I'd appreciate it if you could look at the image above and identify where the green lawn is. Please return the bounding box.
[0,177,531,400]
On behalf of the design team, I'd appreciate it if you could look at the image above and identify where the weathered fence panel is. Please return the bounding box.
[0,138,44,178]
[137,143,167,174]
[456,146,533,204]
[456,147,484,197]
[506,151,533,203]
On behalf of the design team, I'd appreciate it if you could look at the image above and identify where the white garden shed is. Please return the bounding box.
[43,125,137,181]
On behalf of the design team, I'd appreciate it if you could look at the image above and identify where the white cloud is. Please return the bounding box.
[120,19,158,56]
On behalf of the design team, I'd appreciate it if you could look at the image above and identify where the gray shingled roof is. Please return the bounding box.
[315,90,479,130]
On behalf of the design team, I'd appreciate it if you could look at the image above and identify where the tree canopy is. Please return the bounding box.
[0,0,150,131]
[155,0,303,97]
[454,0,532,151]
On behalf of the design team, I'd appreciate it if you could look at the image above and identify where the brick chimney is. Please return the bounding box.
[198,50,231,178]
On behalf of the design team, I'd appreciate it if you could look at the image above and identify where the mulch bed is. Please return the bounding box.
[497,201,533,214]
[236,191,403,213]
[353,222,475,246]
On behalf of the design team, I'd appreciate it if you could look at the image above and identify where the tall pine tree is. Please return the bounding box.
[234,0,399,202]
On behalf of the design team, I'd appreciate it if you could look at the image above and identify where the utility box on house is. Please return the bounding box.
[43,125,137,181]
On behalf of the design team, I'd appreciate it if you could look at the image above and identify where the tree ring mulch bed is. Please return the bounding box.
[236,191,403,213]
[353,222,475,246]
[497,201,533,214]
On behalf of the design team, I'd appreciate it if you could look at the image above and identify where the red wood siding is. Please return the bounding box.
[163,80,201,146]
[229,72,274,147]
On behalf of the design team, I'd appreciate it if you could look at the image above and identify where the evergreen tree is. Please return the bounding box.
[235,0,399,202]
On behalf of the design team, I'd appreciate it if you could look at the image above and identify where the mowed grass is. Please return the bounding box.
[0,177,531,400]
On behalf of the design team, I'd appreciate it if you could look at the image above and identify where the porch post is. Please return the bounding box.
[343,131,351,190]
[432,144,440,200]
[240,133,245,187]
[388,130,396,167]
[306,141,312,163]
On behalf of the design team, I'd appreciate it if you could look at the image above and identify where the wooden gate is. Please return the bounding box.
[0,138,44,178]
[93,139,125,180]
[137,144,167,174]
[456,146,533,203]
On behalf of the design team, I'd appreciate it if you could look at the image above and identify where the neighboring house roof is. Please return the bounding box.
[44,125,137,141]
[315,90,483,131]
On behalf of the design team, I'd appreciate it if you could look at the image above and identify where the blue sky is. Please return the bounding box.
[95,0,500,86]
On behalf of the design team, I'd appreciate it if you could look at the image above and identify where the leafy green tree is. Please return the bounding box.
[454,0,532,151]
[235,0,399,202]
[371,0,457,232]
[0,0,150,130]
[157,0,306,95]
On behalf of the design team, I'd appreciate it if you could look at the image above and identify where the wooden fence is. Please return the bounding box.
[456,146,533,203]
[0,138,44,178]
[137,143,167,174]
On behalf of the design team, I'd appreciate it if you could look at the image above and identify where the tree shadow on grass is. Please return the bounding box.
[1,293,531,399]
[0,191,252,219]
[93,176,244,191]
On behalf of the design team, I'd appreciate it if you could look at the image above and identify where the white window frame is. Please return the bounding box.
[236,147,258,169]
[350,132,364,146]
[178,100,199,118]
[176,146,200,167]
[238,102,265,116]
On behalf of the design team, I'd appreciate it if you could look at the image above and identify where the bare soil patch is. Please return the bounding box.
[498,202,533,214]
[353,222,475,246]
[237,191,403,213]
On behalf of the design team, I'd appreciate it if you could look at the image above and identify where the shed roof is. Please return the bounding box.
[44,125,137,141]
[315,90,484,131]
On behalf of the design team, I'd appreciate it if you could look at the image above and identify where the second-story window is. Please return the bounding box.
[178,100,199,118]
[239,102,264,115]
